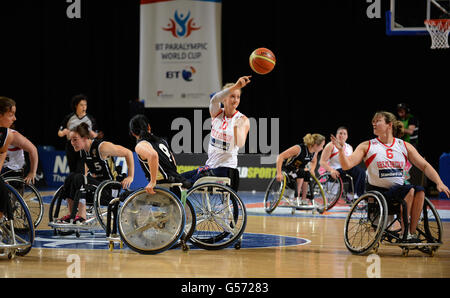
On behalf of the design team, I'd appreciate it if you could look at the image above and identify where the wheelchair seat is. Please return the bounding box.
[194,167,239,191]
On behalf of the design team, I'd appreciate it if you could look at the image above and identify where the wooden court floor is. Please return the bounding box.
[1,200,449,279]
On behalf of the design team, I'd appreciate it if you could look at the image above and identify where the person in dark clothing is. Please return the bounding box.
[129,114,192,194]
[57,94,100,173]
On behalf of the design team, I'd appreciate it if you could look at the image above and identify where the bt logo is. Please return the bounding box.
[163,10,201,38]
[166,66,196,82]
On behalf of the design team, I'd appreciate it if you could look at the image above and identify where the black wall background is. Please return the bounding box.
[0,1,448,176]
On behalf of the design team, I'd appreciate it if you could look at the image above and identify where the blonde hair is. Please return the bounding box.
[303,133,325,147]
[222,83,234,90]
[222,83,243,94]
[372,111,404,138]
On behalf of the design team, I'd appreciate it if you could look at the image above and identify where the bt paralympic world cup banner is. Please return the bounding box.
[139,0,222,108]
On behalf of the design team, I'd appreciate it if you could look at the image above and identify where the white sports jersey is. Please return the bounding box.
[206,109,244,168]
[4,130,25,171]
[328,143,353,169]
[364,137,408,188]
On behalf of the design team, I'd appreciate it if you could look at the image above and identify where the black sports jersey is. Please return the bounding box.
[136,135,179,182]
[81,139,117,181]
[283,143,315,172]
[0,127,8,148]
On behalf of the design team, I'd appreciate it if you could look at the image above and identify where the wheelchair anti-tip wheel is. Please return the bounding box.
[186,182,247,250]
[344,191,388,255]
[118,187,186,254]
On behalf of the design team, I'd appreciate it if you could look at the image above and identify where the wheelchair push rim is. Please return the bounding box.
[344,191,387,255]
[316,173,342,210]
[263,173,286,214]
[118,187,186,254]
[3,177,44,228]
[93,180,125,231]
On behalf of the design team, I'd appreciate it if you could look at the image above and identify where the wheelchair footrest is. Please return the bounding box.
[384,242,442,247]
[0,242,31,250]
[278,204,318,211]
[106,235,121,243]
[294,205,318,211]
[48,221,95,231]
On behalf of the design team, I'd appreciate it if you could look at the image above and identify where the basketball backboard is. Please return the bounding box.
[387,0,450,35]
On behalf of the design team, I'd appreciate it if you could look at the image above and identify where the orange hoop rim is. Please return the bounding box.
[424,19,450,29]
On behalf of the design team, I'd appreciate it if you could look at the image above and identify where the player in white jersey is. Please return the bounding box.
[181,76,251,191]
[0,97,26,221]
[0,129,38,185]
[331,111,450,242]
[320,126,365,197]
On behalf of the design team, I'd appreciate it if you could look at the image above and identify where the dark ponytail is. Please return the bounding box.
[129,114,160,143]
[71,122,91,138]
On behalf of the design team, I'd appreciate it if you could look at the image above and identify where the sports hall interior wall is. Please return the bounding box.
[0,1,447,178]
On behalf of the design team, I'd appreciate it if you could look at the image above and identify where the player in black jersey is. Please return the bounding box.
[275,133,325,204]
[129,114,191,195]
[58,123,134,223]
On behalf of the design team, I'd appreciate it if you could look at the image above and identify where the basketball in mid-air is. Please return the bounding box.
[249,48,276,75]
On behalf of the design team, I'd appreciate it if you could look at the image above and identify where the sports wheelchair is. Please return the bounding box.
[264,171,328,215]
[105,181,192,254]
[0,182,34,259]
[106,169,247,253]
[48,177,126,238]
[185,174,247,250]
[344,190,443,256]
[318,171,356,210]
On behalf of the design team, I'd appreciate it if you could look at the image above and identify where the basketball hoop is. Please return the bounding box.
[424,19,450,49]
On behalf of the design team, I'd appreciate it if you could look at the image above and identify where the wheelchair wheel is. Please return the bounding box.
[4,177,44,228]
[1,184,35,257]
[308,174,328,213]
[316,173,342,210]
[93,180,124,231]
[186,182,247,250]
[416,197,443,253]
[182,197,196,244]
[48,185,68,223]
[118,187,185,254]
[344,191,388,255]
[263,173,286,214]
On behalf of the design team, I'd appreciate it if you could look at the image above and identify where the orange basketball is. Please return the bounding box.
[249,48,276,75]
